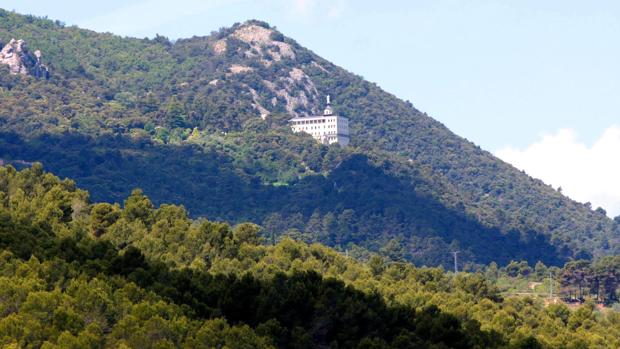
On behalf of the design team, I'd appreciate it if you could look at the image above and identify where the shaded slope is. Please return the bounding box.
[0,132,564,266]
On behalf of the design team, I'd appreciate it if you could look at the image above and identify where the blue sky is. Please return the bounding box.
[3,0,620,215]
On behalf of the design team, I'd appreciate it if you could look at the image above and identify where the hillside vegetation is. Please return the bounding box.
[1,165,620,348]
[0,10,618,266]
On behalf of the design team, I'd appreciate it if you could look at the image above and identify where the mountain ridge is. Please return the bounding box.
[0,10,617,266]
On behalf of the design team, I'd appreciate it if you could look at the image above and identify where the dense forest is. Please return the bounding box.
[0,9,619,267]
[1,164,620,348]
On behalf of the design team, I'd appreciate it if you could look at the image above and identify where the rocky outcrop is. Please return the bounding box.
[228,64,254,74]
[260,67,320,116]
[231,24,295,61]
[213,24,295,64]
[0,39,49,79]
[210,22,321,117]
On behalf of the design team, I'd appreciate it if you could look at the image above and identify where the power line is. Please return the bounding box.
[451,251,460,274]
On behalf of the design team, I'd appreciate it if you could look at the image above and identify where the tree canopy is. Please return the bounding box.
[1,165,619,348]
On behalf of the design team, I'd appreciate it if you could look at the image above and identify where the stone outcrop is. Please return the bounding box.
[213,24,295,63]
[231,24,295,61]
[210,22,322,118]
[0,39,49,79]
[261,68,320,117]
[228,64,254,74]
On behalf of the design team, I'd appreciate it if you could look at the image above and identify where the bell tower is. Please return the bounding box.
[323,95,333,116]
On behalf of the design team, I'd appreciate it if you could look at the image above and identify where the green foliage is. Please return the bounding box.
[89,202,121,237]
[560,257,620,303]
[2,165,620,348]
[122,189,155,227]
[0,165,501,348]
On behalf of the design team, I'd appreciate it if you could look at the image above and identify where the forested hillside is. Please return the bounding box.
[0,9,618,267]
[2,165,620,348]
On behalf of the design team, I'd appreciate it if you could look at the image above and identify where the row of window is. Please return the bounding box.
[291,118,337,125]
[296,126,324,131]
[307,131,338,136]
[295,124,339,130]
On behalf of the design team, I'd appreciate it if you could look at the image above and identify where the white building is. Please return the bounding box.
[289,96,350,146]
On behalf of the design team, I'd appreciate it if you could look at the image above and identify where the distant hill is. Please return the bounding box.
[0,9,618,267]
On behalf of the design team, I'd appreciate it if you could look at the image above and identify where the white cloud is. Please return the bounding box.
[495,126,620,217]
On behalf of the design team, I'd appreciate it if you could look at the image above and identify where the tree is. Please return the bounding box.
[560,260,593,300]
[534,261,547,279]
[165,96,188,128]
[233,223,262,245]
[89,203,121,237]
[505,261,531,277]
[122,189,154,226]
[592,256,620,302]
[545,303,570,325]
[369,255,385,276]
[336,209,356,246]
[380,238,407,262]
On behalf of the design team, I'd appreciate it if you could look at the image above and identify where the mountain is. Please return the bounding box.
[0,10,618,267]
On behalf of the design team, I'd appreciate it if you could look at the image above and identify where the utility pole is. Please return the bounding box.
[451,251,460,274]
[549,271,554,298]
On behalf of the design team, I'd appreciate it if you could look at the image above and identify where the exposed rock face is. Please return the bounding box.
[211,22,322,118]
[212,39,227,54]
[228,64,254,74]
[231,24,295,61]
[0,39,49,79]
[213,24,295,63]
[261,68,320,116]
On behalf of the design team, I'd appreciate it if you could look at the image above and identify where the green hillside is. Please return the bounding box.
[0,10,618,267]
[2,165,620,348]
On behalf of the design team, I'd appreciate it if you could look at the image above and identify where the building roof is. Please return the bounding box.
[289,114,340,121]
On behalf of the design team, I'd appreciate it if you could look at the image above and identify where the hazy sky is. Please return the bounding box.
[2,0,620,215]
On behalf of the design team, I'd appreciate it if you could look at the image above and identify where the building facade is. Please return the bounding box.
[289,96,350,146]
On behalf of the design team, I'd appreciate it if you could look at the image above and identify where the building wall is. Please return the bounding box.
[290,115,349,146]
